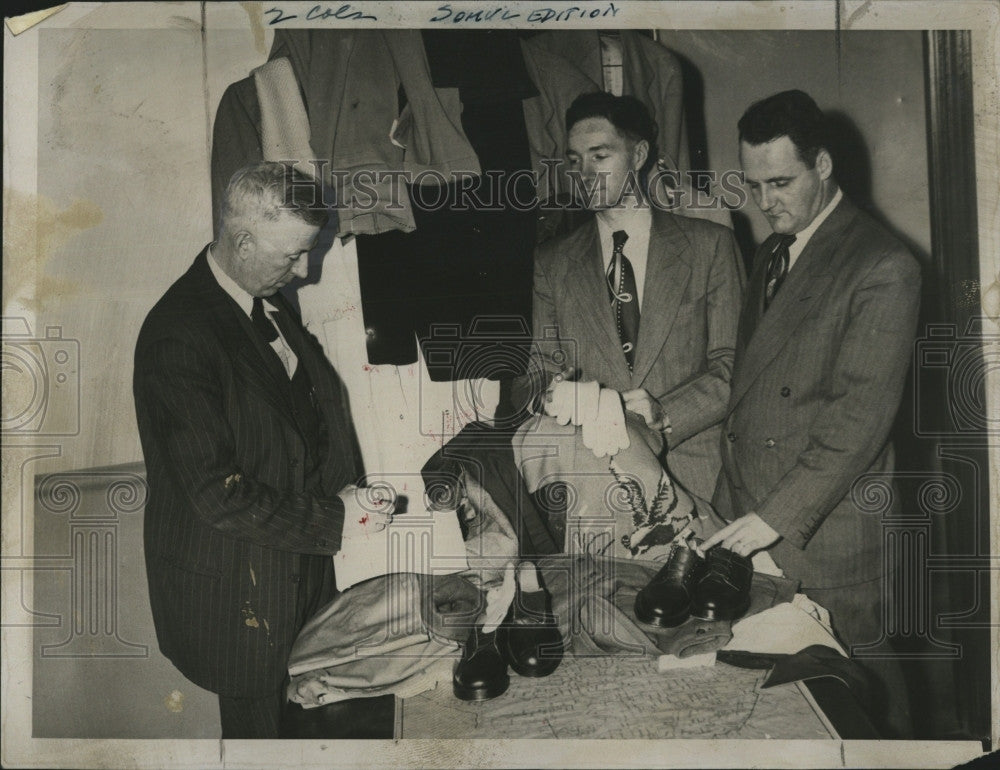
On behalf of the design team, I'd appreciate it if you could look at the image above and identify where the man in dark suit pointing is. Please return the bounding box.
[134,162,391,738]
[706,90,921,737]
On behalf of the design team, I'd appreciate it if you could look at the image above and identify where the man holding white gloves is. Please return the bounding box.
[543,370,633,460]
[514,91,744,504]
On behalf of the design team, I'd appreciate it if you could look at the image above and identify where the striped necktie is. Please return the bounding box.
[607,229,640,370]
[764,234,797,310]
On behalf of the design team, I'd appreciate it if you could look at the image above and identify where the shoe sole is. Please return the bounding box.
[634,599,691,628]
[452,674,510,701]
[691,596,751,623]
[508,648,563,678]
[497,631,564,679]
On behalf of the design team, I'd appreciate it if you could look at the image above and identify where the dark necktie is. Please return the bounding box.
[764,234,797,309]
[251,296,279,343]
[253,296,327,471]
[607,229,640,371]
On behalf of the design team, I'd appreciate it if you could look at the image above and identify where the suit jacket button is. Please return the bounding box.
[764,438,776,448]
[290,458,298,468]
[291,574,301,584]
[317,539,327,548]
[780,387,791,397]
[727,432,736,443]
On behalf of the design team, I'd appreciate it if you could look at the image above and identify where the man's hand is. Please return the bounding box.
[700,513,781,557]
[338,484,394,540]
[621,388,671,433]
[544,368,602,426]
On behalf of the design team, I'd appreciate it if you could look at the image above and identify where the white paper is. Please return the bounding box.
[333,479,469,590]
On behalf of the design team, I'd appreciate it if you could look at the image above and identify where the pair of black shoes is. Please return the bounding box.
[452,580,564,701]
[634,544,753,628]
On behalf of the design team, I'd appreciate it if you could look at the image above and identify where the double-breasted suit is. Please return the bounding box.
[713,195,921,594]
[133,248,362,699]
[517,208,745,501]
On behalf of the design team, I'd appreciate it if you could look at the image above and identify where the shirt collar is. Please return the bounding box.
[790,187,843,255]
[596,205,652,264]
[207,244,254,317]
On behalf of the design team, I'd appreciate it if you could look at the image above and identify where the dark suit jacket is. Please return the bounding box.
[133,249,362,697]
[713,196,921,590]
[515,208,745,500]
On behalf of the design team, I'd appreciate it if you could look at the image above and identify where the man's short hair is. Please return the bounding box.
[737,89,830,168]
[220,161,329,231]
[565,91,659,179]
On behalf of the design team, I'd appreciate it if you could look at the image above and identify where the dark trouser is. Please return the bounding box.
[219,689,287,739]
[219,553,337,739]
[807,576,914,739]
[421,421,564,556]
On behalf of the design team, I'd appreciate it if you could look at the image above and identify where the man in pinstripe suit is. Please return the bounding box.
[134,162,391,738]
[705,91,920,737]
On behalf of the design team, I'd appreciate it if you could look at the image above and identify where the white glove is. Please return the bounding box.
[545,378,601,426]
[582,388,630,458]
[480,560,517,633]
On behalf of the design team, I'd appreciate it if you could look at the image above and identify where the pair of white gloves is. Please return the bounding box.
[544,376,631,458]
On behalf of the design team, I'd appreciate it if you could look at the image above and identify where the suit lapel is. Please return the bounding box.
[268,294,330,401]
[268,293,363,484]
[631,210,692,386]
[566,222,629,377]
[730,199,856,408]
[191,252,298,427]
[736,233,776,356]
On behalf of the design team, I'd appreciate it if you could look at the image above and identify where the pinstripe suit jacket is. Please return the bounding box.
[712,196,921,589]
[515,208,745,501]
[133,248,362,697]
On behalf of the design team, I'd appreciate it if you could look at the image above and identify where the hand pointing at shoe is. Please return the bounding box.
[700,513,781,557]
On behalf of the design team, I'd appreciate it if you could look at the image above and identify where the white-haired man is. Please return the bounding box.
[134,161,390,738]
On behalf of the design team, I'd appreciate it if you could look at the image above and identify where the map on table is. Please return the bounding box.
[397,654,834,739]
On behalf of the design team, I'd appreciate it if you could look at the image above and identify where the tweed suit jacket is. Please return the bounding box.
[712,196,921,589]
[133,249,362,697]
[515,208,745,501]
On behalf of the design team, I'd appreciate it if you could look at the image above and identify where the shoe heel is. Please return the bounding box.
[452,671,510,701]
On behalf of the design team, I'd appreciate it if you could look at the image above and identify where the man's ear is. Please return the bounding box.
[631,139,650,172]
[815,148,833,181]
[232,230,254,260]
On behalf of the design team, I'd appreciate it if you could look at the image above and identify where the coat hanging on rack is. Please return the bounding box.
[529,30,688,171]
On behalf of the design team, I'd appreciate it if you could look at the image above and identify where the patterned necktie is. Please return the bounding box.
[764,234,797,309]
[607,229,640,371]
[251,296,279,343]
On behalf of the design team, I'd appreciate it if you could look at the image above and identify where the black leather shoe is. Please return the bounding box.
[691,547,753,622]
[452,625,510,701]
[634,544,706,627]
[497,583,564,678]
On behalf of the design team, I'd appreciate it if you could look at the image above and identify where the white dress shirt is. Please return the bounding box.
[788,187,843,271]
[597,205,653,310]
[208,246,298,377]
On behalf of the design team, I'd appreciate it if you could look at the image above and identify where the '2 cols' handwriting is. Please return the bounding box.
[264,5,378,24]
